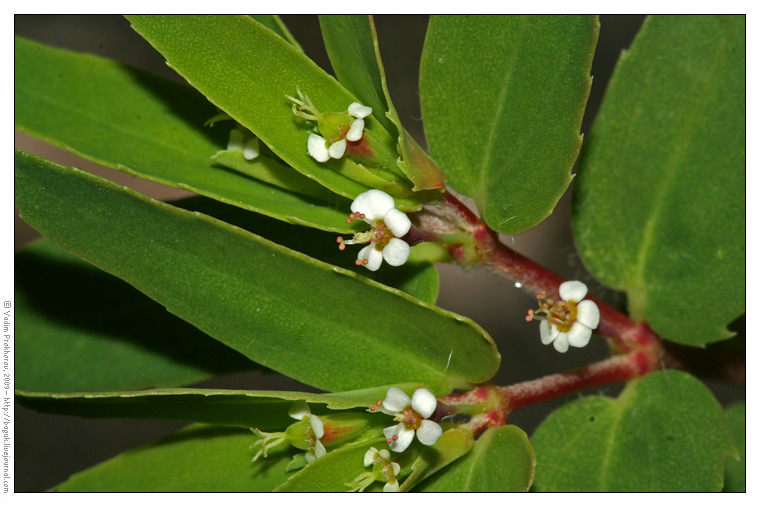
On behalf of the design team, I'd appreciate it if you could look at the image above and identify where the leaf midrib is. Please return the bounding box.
[477,19,527,197]
[627,31,727,318]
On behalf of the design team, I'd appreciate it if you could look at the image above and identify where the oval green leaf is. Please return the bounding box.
[723,402,745,492]
[14,35,358,233]
[572,15,745,346]
[15,239,254,392]
[52,425,290,492]
[14,150,499,393]
[418,425,535,492]
[420,15,599,233]
[15,384,415,430]
[399,427,473,491]
[531,370,736,491]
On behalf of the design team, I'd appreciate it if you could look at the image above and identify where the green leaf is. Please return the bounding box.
[15,239,253,392]
[15,384,412,429]
[172,195,440,304]
[274,435,386,491]
[724,402,745,492]
[52,425,290,492]
[249,15,303,51]
[14,150,499,393]
[531,370,736,492]
[572,15,745,346]
[418,425,535,492]
[14,35,357,233]
[126,15,420,209]
[319,15,395,134]
[420,15,599,233]
[400,427,473,491]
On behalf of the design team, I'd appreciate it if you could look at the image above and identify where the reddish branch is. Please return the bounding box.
[428,190,743,434]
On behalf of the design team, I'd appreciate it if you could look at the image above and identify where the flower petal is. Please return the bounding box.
[416,420,443,446]
[243,137,260,160]
[351,189,396,221]
[576,300,600,329]
[227,128,244,151]
[384,208,412,238]
[382,238,411,267]
[540,320,559,344]
[314,439,326,458]
[346,118,365,141]
[348,102,372,119]
[391,462,400,476]
[566,323,593,348]
[328,138,347,159]
[553,333,570,353]
[411,388,438,419]
[307,134,330,162]
[383,480,399,493]
[358,245,383,271]
[389,427,415,453]
[309,414,324,439]
[559,280,588,302]
[364,447,379,467]
[288,400,310,420]
[382,387,411,413]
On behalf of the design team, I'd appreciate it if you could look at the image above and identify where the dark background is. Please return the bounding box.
[13,15,743,491]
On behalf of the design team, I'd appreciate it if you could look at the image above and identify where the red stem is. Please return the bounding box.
[429,190,741,430]
[502,351,654,412]
[437,190,657,352]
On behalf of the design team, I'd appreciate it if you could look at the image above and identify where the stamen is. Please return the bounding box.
[346,212,367,225]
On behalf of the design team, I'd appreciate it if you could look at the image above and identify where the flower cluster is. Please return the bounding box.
[347,387,443,492]
[346,447,402,492]
[337,189,412,271]
[286,88,372,163]
[526,280,600,353]
[251,401,325,463]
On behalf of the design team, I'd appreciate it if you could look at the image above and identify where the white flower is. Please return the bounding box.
[528,280,600,353]
[288,401,326,463]
[380,387,442,453]
[227,128,260,161]
[251,401,327,464]
[346,447,401,492]
[336,190,412,271]
[290,91,373,162]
